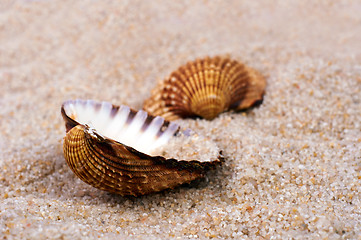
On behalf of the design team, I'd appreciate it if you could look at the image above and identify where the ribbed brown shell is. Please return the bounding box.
[143,56,266,120]
[61,102,220,197]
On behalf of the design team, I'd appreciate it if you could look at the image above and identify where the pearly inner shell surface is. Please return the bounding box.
[61,99,221,196]
[143,56,266,120]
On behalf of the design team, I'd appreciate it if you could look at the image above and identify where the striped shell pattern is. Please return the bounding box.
[143,56,266,120]
[61,99,220,196]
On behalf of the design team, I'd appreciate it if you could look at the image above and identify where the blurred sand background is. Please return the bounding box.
[1,0,361,239]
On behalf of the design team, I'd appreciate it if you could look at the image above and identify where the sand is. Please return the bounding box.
[1,0,361,239]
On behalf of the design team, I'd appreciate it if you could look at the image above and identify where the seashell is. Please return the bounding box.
[61,99,221,196]
[143,56,266,120]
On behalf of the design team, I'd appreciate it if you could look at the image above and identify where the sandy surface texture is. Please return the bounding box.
[1,0,361,239]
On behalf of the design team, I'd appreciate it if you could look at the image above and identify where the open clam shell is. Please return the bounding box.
[61,99,221,196]
[143,56,266,120]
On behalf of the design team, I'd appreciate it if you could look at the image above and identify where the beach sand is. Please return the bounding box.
[0,0,360,239]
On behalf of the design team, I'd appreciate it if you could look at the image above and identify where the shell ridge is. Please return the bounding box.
[143,56,266,120]
[68,126,175,192]
[64,126,105,189]
[82,137,156,190]
[82,126,215,195]
[62,99,222,196]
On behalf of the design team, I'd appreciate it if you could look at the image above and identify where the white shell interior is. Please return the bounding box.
[63,99,180,154]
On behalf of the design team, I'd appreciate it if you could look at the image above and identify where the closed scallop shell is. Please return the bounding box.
[143,56,266,120]
[61,99,220,196]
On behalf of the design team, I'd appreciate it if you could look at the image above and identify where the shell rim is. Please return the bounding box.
[61,99,222,169]
[143,55,267,120]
